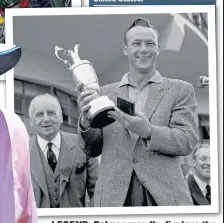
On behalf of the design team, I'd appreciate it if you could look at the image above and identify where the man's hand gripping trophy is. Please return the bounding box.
[54,44,115,128]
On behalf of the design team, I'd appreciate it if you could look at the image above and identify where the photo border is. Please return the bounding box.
[5,5,218,216]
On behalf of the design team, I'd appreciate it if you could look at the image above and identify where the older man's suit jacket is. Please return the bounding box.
[187,174,210,205]
[30,131,99,208]
[79,75,199,207]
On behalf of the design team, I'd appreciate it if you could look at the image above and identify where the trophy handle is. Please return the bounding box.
[55,45,72,69]
[67,44,81,64]
[74,44,80,56]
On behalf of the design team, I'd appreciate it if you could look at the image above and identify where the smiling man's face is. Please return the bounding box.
[123,26,159,74]
[193,146,210,181]
[30,96,63,141]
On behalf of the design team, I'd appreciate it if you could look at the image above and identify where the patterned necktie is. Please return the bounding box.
[47,142,57,172]
[206,184,211,203]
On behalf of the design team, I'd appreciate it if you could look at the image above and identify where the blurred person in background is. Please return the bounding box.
[187,144,211,205]
[1,44,36,222]
[0,108,38,223]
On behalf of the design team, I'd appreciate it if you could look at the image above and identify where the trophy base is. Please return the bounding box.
[87,96,115,128]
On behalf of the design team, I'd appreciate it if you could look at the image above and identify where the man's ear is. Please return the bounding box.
[157,43,161,56]
[30,118,34,127]
[60,112,63,124]
[122,43,128,56]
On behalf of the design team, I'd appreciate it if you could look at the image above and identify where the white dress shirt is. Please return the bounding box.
[194,174,210,196]
[37,133,61,161]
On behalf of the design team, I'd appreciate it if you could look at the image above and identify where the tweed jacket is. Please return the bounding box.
[187,174,210,205]
[30,131,99,208]
[79,74,199,207]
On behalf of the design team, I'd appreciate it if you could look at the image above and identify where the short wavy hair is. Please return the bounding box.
[192,143,210,160]
[123,18,159,44]
[29,93,62,119]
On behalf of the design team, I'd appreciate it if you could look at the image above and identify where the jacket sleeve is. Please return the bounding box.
[86,157,100,203]
[145,82,199,156]
[77,83,119,158]
[78,116,103,158]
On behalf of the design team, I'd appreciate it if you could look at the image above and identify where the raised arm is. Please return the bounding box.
[77,88,103,158]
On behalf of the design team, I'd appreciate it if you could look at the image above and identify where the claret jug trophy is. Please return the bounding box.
[55,44,115,128]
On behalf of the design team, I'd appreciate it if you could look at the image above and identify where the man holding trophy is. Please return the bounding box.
[55,18,199,207]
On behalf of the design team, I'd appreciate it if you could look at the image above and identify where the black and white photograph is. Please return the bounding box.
[5,6,218,216]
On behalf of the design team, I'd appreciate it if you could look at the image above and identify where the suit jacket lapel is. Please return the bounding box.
[59,132,76,199]
[30,137,49,201]
[143,81,164,120]
[188,175,210,205]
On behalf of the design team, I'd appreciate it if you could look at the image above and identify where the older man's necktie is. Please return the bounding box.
[206,184,211,204]
[47,142,57,172]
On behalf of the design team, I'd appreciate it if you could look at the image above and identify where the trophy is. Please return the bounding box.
[54,44,115,128]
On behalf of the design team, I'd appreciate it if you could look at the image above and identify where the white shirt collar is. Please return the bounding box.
[194,174,210,195]
[37,132,61,152]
